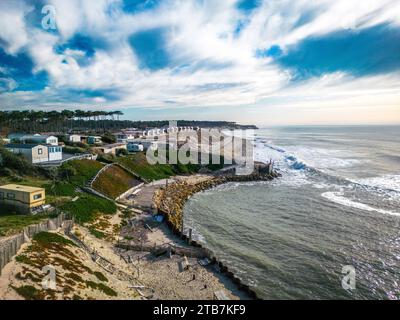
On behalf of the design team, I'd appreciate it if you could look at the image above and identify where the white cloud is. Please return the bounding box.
[0,0,32,54]
[0,77,18,93]
[0,0,399,125]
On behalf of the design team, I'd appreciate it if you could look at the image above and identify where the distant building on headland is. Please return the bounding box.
[0,184,46,214]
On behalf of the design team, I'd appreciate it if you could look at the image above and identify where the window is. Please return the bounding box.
[38,148,43,155]
[33,193,42,200]
[0,192,3,199]
[7,193,15,199]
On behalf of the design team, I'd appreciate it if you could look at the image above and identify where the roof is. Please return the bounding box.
[8,133,27,139]
[0,184,44,193]
[23,134,56,140]
[5,143,46,149]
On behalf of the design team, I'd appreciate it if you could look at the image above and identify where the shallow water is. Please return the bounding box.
[184,125,400,299]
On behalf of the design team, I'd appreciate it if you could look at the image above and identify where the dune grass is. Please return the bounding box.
[0,212,50,237]
[116,153,207,181]
[45,159,104,197]
[60,193,117,224]
[92,165,141,199]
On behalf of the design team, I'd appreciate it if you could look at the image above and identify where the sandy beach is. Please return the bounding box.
[0,176,250,300]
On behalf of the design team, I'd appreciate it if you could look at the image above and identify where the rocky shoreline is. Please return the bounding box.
[153,171,280,233]
[152,169,281,299]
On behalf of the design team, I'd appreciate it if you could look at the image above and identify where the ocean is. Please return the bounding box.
[183,125,400,299]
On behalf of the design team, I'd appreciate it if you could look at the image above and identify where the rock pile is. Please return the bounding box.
[153,171,280,232]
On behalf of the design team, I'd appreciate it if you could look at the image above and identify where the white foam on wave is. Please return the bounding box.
[282,146,361,170]
[352,175,400,193]
[254,142,315,187]
[321,191,400,217]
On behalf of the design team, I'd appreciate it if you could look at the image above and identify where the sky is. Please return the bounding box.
[0,0,399,125]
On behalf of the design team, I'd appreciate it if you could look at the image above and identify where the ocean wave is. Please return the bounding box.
[256,143,360,172]
[351,175,400,193]
[321,191,400,217]
[255,141,400,205]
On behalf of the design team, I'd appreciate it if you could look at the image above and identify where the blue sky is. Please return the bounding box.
[0,0,399,125]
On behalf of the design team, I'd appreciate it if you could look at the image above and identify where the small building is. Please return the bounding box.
[68,134,81,143]
[5,144,62,164]
[7,133,26,142]
[0,184,45,214]
[129,140,158,151]
[87,136,102,145]
[48,145,63,161]
[114,130,142,143]
[127,142,144,152]
[9,134,59,146]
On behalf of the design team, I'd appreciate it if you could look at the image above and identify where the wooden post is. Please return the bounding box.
[188,228,193,245]
[181,218,184,236]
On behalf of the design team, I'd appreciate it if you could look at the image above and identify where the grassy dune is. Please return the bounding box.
[92,165,141,199]
[45,159,104,197]
[116,153,206,181]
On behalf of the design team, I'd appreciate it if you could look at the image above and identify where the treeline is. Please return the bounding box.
[0,110,257,135]
[0,110,124,134]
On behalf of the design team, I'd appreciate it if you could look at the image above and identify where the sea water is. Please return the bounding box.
[183,125,400,299]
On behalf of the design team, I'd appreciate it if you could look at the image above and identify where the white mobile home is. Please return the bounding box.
[5,144,49,164]
[87,136,102,145]
[48,146,63,161]
[127,142,144,152]
[5,144,62,164]
[8,134,59,146]
[68,134,81,143]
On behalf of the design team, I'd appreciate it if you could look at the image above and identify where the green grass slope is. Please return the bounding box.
[92,165,141,199]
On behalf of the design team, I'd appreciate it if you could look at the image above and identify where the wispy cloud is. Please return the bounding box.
[0,0,399,124]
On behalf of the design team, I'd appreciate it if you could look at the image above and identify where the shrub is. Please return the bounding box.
[0,145,36,175]
[60,194,117,224]
[101,134,116,144]
[0,214,50,237]
[89,228,106,239]
[33,232,76,247]
[63,145,86,154]
[94,271,108,282]
[61,160,103,187]
[12,285,42,300]
[97,153,116,164]
[117,148,128,157]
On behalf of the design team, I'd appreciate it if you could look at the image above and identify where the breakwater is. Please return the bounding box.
[153,172,280,232]
[153,171,280,299]
[0,213,71,275]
